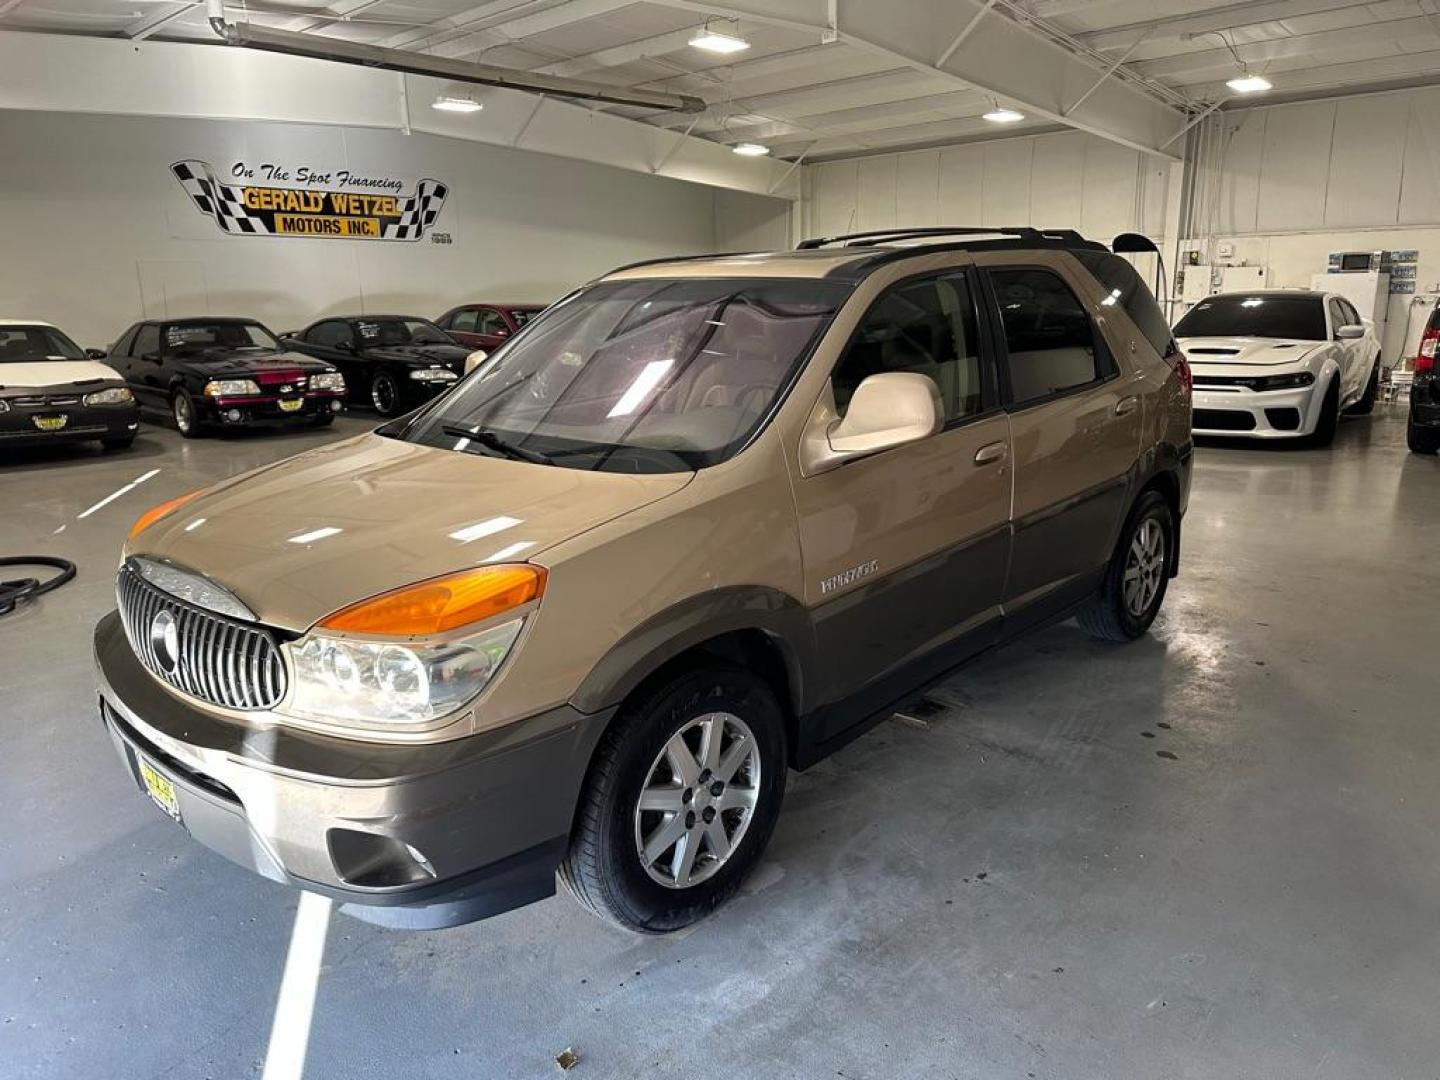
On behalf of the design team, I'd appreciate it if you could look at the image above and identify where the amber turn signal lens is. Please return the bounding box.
[129,490,202,541]
[319,564,547,636]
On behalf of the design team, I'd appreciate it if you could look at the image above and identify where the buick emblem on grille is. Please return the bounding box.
[149,609,181,675]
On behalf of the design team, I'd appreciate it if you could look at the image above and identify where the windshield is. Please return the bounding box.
[165,321,279,354]
[1174,295,1326,341]
[400,278,850,473]
[356,318,453,347]
[0,325,85,363]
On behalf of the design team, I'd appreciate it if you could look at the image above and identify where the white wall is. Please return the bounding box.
[800,130,1173,246]
[1183,86,1440,365]
[0,109,789,349]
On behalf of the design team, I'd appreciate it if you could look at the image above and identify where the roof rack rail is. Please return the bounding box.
[796,226,1094,250]
[606,250,764,274]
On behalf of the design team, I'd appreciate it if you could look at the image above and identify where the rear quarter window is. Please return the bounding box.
[1074,250,1176,359]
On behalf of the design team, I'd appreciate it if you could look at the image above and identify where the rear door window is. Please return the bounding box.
[448,309,479,333]
[988,268,1104,404]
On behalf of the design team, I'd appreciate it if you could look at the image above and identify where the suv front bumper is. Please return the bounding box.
[94,611,609,928]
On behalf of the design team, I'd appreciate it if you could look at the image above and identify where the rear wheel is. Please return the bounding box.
[370,370,401,417]
[1078,490,1174,643]
[1308,378,1339,447]
[171,391,202,438]
[1346,359,1380,415]
[559,663,786,933]
[1409,418,1440,454]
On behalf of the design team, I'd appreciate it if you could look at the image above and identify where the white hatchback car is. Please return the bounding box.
[1174,290,1381,444]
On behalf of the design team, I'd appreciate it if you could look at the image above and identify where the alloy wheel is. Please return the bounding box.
[633,711,761,890]
[173,394,192,434]
[371,373,398,415]
[1122,518,1165,617]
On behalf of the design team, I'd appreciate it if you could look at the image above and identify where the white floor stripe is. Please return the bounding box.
[261,891,334,1080]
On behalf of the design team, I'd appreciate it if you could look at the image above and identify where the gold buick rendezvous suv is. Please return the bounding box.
[96,228,1192,931]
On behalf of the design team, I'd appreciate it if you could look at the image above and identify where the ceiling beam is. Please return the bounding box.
[718,91,988,144]
[534,26,695,76]
[375,0,545,51]
[280,0,392,35]
[642,0,1184,159]
[0,0,27,18]
[1079,0,1373,54]
[122,1,197,39]
[418,0,641,60]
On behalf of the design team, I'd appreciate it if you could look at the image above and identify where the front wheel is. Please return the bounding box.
[370,370,402,417]
[171,391,203,438]
[1409,418,1440,454]
[1346,360,1380,415]
[559,664,787,933]
[1078,490,1174,643]
[1308,378,1339,447]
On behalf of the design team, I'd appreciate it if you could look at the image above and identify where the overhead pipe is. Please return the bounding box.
[201,0,704,113]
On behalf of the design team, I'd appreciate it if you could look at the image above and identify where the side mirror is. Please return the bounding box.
[1337,324,1364,340]
[86,348,107,360]
[465,349,489,375]
[802,372,943,474]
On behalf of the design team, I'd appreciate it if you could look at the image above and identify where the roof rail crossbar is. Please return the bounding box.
[797,226,1054,250]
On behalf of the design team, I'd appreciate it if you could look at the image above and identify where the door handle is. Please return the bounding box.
[1114,395,1140,416]
[974,441,1007,465]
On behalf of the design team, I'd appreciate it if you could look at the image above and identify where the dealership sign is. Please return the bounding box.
[170,159,449,241]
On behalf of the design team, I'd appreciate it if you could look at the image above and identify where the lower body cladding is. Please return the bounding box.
[1191,384,1321,438]
[94,612,612,929]
[200,393,344,428]
[0,401,139,447]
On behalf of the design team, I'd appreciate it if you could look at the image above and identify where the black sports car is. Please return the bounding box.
[281,315,474,416]
[107,318,346,438]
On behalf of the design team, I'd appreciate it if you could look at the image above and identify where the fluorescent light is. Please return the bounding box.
[1226,74,1272,94]
[608,359,674,418]
[432,95,483,113]
[982,108,1026,124]
[287,526,342,545]
[732,142,771,157]
[689,29,749,54]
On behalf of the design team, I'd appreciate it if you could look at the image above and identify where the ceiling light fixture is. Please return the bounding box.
[1226,74,1272,94]
[432,95,483,113]
[690,22,749,54]
[732,142,771,156]
[982,107,1025,124]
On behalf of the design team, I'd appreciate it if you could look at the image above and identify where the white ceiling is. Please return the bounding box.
[5,0,1440,160]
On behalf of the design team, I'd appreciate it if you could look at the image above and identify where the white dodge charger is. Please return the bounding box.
[1174,290,1381,444]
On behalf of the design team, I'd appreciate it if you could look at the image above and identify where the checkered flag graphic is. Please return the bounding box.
[170,160,271,236]
[381,179,449,240]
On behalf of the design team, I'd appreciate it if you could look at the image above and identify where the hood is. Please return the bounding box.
[0,359,124,389]
[1177,336,1322,368]
[128,433,693,632]
[175,348,334,376]
[362,343,471,366]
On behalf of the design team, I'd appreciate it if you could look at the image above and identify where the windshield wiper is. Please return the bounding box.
[441,424,554,466]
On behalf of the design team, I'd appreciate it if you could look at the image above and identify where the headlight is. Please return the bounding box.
[465,350,489,375]
[282,564,545,728]
[1249,371,1316,391]
[203,379,260,397]
[409,367,459,383]
[289,619,523,725]
[83,386,134,407]
[0,399,9,413]
[310,371,345,393]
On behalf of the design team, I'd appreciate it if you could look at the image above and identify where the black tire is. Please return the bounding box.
[1409,418,1440,454]
[370,370,402,417]
[100,434,136,451]
[1308,377,1339,447]
[1077,490,1174,643]
[559,663,787,933]
[171,390,203,438]
[1346,359,1380,415]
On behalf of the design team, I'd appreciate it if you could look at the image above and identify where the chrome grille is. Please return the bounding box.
[117,566,286,710]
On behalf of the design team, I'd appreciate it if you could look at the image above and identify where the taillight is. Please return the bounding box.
[1172,351,1193,395]
[1417,327,1439,375]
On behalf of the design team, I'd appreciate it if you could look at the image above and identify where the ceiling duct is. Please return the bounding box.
[202,0,704,113]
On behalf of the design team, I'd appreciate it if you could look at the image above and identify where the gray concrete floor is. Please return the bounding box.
[3,406,1439,1080]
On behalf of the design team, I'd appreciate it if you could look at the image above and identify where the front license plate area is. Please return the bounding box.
[278,398,303,413]
[138,756,182,823]
[32,414,68,432]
